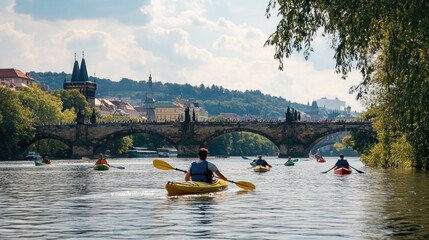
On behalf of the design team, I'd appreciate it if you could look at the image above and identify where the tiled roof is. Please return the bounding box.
[155,101,182,108]
[0,68,34,80]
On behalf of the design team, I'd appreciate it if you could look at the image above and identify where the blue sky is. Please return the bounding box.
[1,0,364,111]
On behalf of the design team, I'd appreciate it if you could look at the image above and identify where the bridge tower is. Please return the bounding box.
[63,52,97,107]
[144,73,156,121]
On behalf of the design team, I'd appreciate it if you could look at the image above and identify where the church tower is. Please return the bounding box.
[144,73,156,121]
[63,52,97,107]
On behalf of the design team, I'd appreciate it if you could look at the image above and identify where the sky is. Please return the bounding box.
[0,0,365,112]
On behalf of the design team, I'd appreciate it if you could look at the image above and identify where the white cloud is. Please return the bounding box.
[0,0,365,111]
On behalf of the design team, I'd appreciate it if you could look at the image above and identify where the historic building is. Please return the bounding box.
[144,74,156,121]
[174,98,209,122]
[0,68,36,89]
[316,97,346,111]
[63,53,96,107]
[155,101,184,122]
[306,100,320,120]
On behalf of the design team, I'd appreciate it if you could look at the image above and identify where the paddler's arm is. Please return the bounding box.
[214,170,227,181]
[185,171,191,181]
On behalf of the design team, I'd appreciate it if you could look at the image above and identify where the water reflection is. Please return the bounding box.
[368,169,429,239]
[1,158,429,239]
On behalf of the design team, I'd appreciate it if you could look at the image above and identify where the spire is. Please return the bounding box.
[79,51,89,82]
[148,73,153,90]
[71,53,80,82]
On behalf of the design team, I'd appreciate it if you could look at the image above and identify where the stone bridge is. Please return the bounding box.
[28,121,372,158]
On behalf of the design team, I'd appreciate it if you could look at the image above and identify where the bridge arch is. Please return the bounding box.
[303,127,373,156]
[20,133,73,152]
[93,128,178,154]
[203,127,280,148]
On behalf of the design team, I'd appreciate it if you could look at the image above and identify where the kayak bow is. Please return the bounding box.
[334,167,352,175]
[165,179,228,196]
[252,165,271,172]
[93,164,109,171]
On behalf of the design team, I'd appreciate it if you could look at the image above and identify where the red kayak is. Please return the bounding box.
[316,157,326,163]
[334,167,352,175]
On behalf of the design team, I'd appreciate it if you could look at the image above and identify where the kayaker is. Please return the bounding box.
[255,155,272,167]
[41,154,51,164]
[334,154,350,168]
[286,156,294,164]
[185,148,227,183]
[95,153,110,166]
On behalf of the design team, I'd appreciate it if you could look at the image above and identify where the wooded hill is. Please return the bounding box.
[29,71,310,119]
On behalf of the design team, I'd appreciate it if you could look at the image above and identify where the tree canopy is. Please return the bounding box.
[266,0,429,169]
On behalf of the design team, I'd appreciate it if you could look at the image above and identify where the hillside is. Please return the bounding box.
[29,71,310,119]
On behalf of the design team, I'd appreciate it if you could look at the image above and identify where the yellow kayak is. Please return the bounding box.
[165,179,228,196]
[252,165,271,172]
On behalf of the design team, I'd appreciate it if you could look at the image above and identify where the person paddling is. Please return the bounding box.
[95,153,110,166]
[254,155,272,168]
[285,156,294,165]
[185,148,227,183]
[334,154,350,169]
[41,154,51,164]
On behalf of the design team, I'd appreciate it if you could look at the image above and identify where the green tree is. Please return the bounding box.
[109,136,133,155]
[0,88,34,159]
[52,89,91,120]
[266,0,429,169]
[17,85,66,124]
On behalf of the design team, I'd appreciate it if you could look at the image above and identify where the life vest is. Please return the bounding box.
[96,158,108,165]
[190,161,213,183]
[255,159,267,166]
[336,159,349,168]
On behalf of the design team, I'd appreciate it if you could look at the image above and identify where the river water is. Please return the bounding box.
[1,157,428,239]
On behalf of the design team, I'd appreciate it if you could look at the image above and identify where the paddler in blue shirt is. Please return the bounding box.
[254,155,272,168]
[185,148,228,183]
[334,154,350,169]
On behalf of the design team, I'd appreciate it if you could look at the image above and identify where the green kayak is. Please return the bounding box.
[284,161,295,166]
[93,164,109,171]
[35,161,52,166]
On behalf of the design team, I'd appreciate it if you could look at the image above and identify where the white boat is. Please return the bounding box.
[127,147,158,158]
[26,151,42,160]
[157,147,178,157]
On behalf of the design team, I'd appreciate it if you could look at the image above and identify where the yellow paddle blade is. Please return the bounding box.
[232,181,256,191]
[153,159,175,171]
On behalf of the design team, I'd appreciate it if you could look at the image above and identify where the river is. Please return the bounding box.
[1,157,428,239]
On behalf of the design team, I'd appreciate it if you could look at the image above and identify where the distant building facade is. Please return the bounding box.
[174,98,209,122]
[316,97,346,111]
[155,101,183,122]
[306,100,320,120]
[0,68,36,89]
[63,53,97,107]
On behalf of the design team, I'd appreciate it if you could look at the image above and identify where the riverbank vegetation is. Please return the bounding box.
[265,0,429,169]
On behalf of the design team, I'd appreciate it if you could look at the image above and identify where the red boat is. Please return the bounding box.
[316,156,326,163]
[334,167,352,175]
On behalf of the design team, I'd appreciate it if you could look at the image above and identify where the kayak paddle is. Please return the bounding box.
[322,165,364,174]
[81,157,125,170]
[153,159,256,191]
[350,165,364,173]
[321,166,335,173]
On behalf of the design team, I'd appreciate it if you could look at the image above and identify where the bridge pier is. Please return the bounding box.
[72,145,94,158]
[177,144,200,158]
[278,143,306,158]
